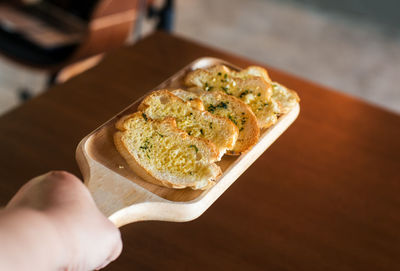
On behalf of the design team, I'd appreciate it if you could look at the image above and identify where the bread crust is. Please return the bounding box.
[138,90,239,158]
[114,131,187,189]
[114,112,221,190]
[184,65,277,128]
[113,65,299,190]
[172,89,260,155]
[271,82,300,114]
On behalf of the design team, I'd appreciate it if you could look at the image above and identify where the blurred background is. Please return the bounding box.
[0,0,399,115]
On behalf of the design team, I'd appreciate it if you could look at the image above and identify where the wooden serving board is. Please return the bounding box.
[76,57,300,227]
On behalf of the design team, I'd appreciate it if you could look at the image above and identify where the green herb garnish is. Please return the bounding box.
[207,104,216,113]
[221,86,229,94]
[228,114,237,125]
[140,138,152,150]
[239,90,249,98]
[217,101,228,109]
[189,145,198,153]
[204,82,214,91]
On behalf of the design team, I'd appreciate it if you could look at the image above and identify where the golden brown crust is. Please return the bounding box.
[114,112,221,190]
[138,89,239,158]
[270,82,300,115]
[113,64,299,190]
[114,131,187,189]
[172,89,260,155]
[185,64,300,129]
[219,93,260,155]
[184,65,276,129]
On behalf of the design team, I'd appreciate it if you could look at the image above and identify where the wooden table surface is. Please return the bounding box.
[1,32,399,270]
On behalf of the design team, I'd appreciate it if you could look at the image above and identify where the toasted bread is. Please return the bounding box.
[172,89,260,155]
[233,66,272,82]
[114,112,221,190]
[185,65,279,128]
[271,82,300,114]
[230,66,300,114]
[138,90,238,159]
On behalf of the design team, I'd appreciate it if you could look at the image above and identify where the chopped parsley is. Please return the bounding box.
[209,122,213,129]
[207,102,228,113]
[224,73,228,79]
[204,82,214,91]
[228,114,237,126]
[140,138,152,151]
[156,132,164,138]
[257,93,261,97]
[189,145,198,153]
[142,113,148,121]
[221,86,229,94]
[207,104,216,113]
[200,128,204,135]
[217,72,222,76]
[239,90,249,98]
[217,101,228,109]
[258,103,269,111]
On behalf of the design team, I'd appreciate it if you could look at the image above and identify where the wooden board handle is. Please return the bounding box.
[76,138,165,227]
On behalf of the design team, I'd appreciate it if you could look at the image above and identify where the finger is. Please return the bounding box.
[108,232,123,262]
[95,236,123,270]
[6,171,81,210]
[6,172,49,209]
[95,259,111,270]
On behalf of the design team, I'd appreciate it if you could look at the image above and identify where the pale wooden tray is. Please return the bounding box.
[76,57,300,227]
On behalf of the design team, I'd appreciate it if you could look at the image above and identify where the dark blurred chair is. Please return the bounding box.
[0,0,174,100]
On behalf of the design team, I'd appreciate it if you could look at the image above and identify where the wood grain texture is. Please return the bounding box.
[0,32,400,270]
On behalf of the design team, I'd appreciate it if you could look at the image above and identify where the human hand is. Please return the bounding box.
[6,171,122,270]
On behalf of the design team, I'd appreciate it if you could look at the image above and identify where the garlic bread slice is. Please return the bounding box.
[172,89,259,155]
[138,90,238,159]
[185,65,278,128]
[114,112,221,190]
[230,65,300,115]
[270,82,300,115]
